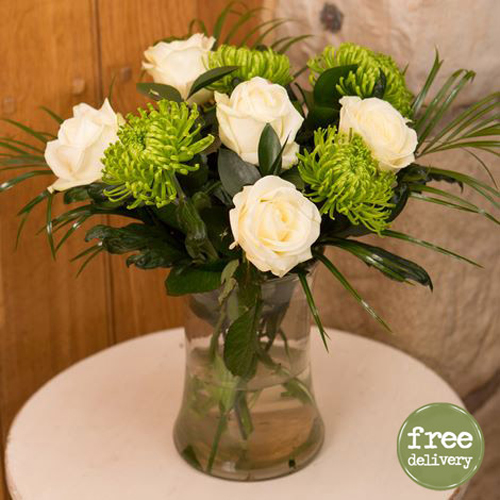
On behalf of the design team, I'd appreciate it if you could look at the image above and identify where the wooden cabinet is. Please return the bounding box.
[0,1,263,497]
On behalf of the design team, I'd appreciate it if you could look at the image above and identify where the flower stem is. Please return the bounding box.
[206,408,228,473]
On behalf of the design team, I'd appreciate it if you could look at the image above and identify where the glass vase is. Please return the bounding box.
[173,271,325,481]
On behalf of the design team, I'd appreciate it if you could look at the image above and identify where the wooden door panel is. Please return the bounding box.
[0,3,111,499]
[95,0,200,341]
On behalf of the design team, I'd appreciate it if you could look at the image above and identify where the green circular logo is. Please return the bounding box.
[397,403,484,490]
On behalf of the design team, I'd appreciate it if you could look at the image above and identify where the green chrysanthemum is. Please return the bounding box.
[207,45,293,92]
[102,100,213,209]
[308,43,413,117]
[298,127,396,233]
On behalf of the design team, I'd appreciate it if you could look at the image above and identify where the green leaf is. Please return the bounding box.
[416,69,475,144]
[315,252,392,333]
[0,170,52,193]
[136,83,183,102]
[0,136,45,154]
[381,229,481,267]
[412,50,443,116]
[371,70,386,98]
[223,7,263,44]
[40,106,64,124]
[188,66,239,98]
[176,197,217,260]
[258,123,282,175]
[1,118,49,143]
[313,64,358,108]
[166,264,224,296]
[56,215,90,252]
[46,190,56,259]
[85,223,185,267]
[212,1,246,43]
[188,18,208,36]
[219,259,239,304]
[298,272,329,350]
[218,148,261,197]
[223,306,259,377]
[74,245,104,277]
[15,190,51,248]
[276,34,312,54]
[63,186,91,204]
[251,19,290,48]
[280,166,305,189]
[239,18,287,47]
[305,105,339,129]
[327,238,433,289]
[427,166,499,202]
[410,192,500,225]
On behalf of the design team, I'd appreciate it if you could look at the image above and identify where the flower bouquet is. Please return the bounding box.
[1,3,499,481]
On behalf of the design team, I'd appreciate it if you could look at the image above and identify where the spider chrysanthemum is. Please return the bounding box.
[102,100,214,209]
[298,127,396,233]
[308,43,413,117]
[207,45,293,93]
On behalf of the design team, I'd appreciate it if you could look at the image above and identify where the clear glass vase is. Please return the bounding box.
[173,271,325,481]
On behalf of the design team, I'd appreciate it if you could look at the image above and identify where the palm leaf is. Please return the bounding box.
[416,69,475,144]
[1,118,49,143]
[463,149,498,189]
[188,18,208,36]
[212,1,247,43]
[315,252,392,333]
[0,170,52,192]
[223,7,263,44]
[251,19,290,47]
[276,35,312,54]
[412,50,443,116]
[381,229,481,267]
[15,190,51,248]
[237,17,285,46]
[326,239,433,289]
[410,192,500,225]
[0,137,45,154]
[56,215,91,252]
[298,271,329,350]
[46,190,56,259]
[40,106,63,124]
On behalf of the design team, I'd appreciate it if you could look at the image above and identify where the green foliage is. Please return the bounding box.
[257,124,284,175]
[298,127,396,233]
[325,238,433,289]
[188,66,239,98]
[381,229,481,267]
[166,263,225,295]
[218,148,261,197]
[412,51,499,163]
[207,45,293,93]
[298,272,329,350]
[102,100,214,209]
[223,306,260,377]
[85,223,185,269]
[136,83,183,102]
[401,165,500,226]
[315,251,392,333]
[308,43,413,117]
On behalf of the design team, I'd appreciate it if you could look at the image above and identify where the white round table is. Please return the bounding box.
[5,328,466,500]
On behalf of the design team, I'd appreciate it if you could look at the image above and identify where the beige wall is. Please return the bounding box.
[270,1,500,497]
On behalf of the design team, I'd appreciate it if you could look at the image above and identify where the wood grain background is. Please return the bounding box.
[0,1,262,497]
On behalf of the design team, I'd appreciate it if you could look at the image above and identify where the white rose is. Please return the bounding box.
[338,96,418,171]
[142,33,215,104]
[215,77,304,169]
[229,176,321,277]
[44,99,119,191]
